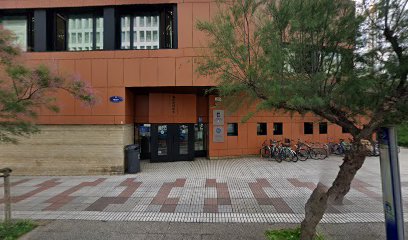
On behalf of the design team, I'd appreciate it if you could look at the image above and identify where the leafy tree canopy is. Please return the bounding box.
[197,0,408,140]
[0,29,95,143]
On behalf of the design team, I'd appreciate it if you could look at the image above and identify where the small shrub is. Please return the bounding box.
[0,220,37,240]
[265,227,324,240]
[397,124,408,147]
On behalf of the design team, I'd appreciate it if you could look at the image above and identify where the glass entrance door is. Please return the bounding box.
[151,124,194,162]
[194,123,208,157]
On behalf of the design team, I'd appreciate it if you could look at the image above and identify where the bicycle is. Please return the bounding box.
[309,141,328,160]
[260,140,271,158]
[260,139,282,162]
[277,139,298,162]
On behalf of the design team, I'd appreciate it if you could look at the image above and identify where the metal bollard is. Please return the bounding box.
[0,168,12,224]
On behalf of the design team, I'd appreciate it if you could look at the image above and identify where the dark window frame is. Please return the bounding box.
[0,10,35,52]
[47,8,104,51]
[304,122,314,135]
[227,123,238,136]
[273,122,283,135]
[257,122,267,136]
[342,126,350,133]
[319,122,328,134]
[116,4,177,50]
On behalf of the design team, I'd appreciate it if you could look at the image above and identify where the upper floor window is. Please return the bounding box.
[118,5,176,50]
[121,15,159,49]
[50,10,103,51]
[0,14,34,51]
[67,15,103,51]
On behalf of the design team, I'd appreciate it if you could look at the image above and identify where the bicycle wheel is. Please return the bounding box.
[281,149,292,162]
[297,148,309,161]
[332,145,343,155]
[260,146,271,158]
[290,150,298,162]
[278,150,287,162]
[311,148,327,160]
[271,148,282,163]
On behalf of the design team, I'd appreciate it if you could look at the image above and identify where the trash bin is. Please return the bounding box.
[124,144,140,174]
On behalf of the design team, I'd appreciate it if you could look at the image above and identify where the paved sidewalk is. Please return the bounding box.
[1,149,408,224]
[20,220,408,240]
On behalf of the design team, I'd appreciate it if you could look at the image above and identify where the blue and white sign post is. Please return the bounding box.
[377,127,405,240]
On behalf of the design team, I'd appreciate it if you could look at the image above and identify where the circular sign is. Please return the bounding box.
[216,128,222,134]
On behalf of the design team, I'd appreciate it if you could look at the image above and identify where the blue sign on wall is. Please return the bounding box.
[110,96,124,103]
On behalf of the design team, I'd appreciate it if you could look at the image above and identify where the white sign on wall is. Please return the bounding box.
[213,126,224,143]
[213,110,224,126]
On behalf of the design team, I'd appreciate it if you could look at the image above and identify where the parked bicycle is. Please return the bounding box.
[277,139,298,162]
[260,139,283,162]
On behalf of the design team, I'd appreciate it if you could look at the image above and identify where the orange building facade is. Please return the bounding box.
[0,0,351,175]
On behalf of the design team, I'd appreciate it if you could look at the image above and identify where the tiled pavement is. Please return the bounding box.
[1,149,408,224]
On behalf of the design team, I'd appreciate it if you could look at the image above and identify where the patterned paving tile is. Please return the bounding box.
[1,150,408,223]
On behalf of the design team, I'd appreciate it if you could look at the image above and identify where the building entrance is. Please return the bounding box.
[150,124,195,162]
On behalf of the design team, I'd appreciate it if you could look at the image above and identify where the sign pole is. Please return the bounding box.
[377,127,405,240]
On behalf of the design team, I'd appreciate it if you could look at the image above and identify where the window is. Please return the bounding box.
[67,15,103,51]
[284,48,343,74]
[273,123,283,135]
[0,14,34,51]
[257,123,267,136]
[304,122,314,135]
[121,15,159,49]
[227,123,238,136]
[118,5,176,50]
[319,122,328,134]
[342,126,350,133]
[50,11,103,51]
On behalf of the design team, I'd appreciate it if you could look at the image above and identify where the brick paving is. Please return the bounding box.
[0,148,408,223]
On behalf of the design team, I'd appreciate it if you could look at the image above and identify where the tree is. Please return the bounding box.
[197,0,408,239]
[0,28,95,143]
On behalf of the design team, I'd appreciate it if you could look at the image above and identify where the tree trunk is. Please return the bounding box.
[300,184,328,240]
[300,142,367,239]
[329,142,367,204]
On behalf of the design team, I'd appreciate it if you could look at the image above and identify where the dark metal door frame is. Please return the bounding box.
[150,124,194,162]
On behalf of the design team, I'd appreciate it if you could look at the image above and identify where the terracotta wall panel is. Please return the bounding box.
[157,58,176,86]
[196,95,208,121]
[125,88,134,117]
[176,57,193,86]
[174,94,196,123]
[92,59,108,87]
[140,58,158,86]
[91,88,109,115]
[134,95,149,123]
[124,59,141,87]
[192,3,210,48]
[82,116,115,124]
[58,60,75,75]
[149,93,172,123]
[75,59,92,84]
[54,90,75,116]
[178,3,193,48]
[74,99,93,116]
[149,93,196,123]
[108,59,124,87]
[193,57,213,86]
